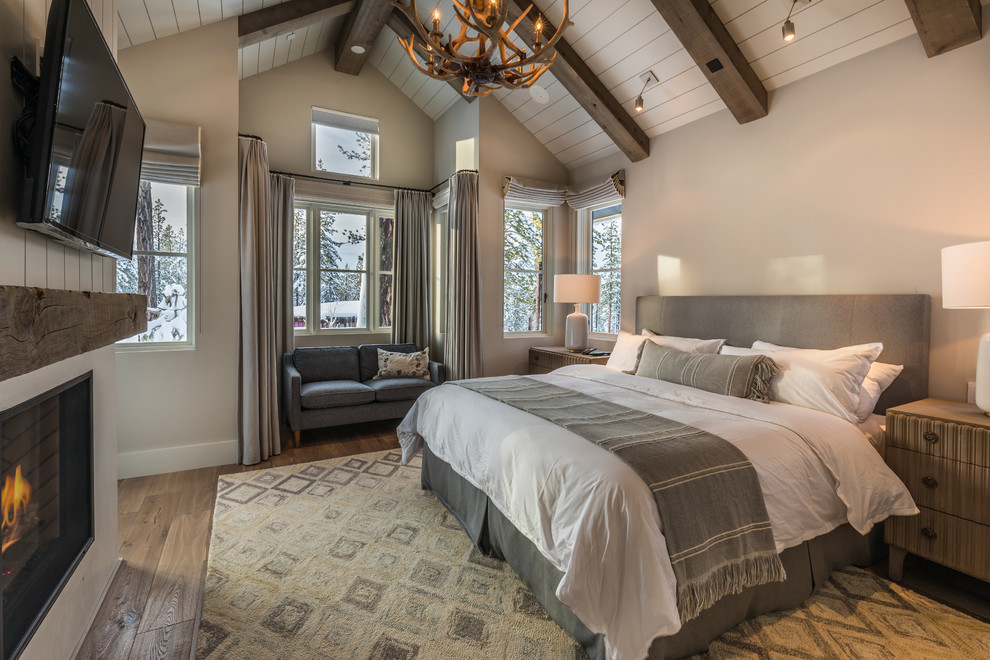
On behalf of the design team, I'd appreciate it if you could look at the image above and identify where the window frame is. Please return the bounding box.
[502,201,552,338]
[310,107,380,181]
[292,200,394,336]
[115,181,198,351]
[581,202,622,339]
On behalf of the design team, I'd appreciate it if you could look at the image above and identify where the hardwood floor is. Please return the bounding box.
[74,421,401,660]
[76,419,990,659]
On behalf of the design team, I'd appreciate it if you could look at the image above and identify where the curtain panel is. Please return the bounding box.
[237,136,282,465]
[271,173,296,419]
[566,170,625,210]
[445,171,483,380]
[391,190,432,350]
[141,118,202,186]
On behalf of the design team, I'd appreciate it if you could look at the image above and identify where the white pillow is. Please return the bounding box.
[751,341,901,422]
[642,329,725,354]
[606,331,648,373]
[721,342,883,422]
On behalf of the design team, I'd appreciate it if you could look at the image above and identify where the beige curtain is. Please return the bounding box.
[445,171,483,380]
[238,136,281,465]
[63,101,126,240]
[391,190,432,349]
[271,173,296,420]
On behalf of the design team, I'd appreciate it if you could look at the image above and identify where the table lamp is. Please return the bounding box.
[942,240,990,415]
[554,274,601,351]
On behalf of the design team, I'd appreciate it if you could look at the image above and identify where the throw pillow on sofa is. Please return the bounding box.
[375,348,430,379]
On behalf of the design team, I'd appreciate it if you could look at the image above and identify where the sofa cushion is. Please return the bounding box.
[358,343,418,382]
[293,347,360,383]
[364,378,437,402]
[300,380,375,409]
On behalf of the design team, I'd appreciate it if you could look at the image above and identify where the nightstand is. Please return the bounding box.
[528,346,609,374]
[885,398,990,582]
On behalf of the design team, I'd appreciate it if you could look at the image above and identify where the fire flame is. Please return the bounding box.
[2,465,33,553]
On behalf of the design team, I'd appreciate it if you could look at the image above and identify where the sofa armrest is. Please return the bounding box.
[429,361,447,385]
[283,353,302,430]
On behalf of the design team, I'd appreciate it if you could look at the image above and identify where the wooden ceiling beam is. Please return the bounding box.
[904,0,983,58]
[650,0,767,124]
[506,0,650,162]
[335,0,393,75]
[385,7,475,102]
[238,0,354,48]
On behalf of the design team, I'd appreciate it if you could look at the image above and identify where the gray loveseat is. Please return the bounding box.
[283,343,446,447]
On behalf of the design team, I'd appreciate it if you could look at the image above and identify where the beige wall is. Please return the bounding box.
[478,96,570,376]
[571,23,990,402]
[435,99,479,183]
[116,19,241,477]
[239,52,435,190]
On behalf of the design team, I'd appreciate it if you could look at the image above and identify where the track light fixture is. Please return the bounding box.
[782,0,808,43]
[634,71,657,114]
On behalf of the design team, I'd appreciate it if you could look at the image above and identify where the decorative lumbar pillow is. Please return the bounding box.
[635,342,779,403]
[606,331,648,373]
[642,329,725,354]
[374,348,430,380]
[722,341,883,422]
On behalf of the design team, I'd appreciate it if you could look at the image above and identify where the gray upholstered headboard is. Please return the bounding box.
[635,295,930,413]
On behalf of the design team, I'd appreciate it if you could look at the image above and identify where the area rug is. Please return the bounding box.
[197,451,990,659]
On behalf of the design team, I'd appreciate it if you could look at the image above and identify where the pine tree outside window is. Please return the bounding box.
[590,203,621,335]
[293,202,393,333]
[504,207,547,334]
[116,180,194,345]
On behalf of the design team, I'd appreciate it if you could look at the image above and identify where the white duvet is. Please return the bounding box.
[397,365,918,660]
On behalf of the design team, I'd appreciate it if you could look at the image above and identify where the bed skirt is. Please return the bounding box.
[421,444,886,660]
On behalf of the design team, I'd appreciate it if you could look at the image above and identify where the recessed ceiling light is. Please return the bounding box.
[351,45,366,54]
[529,85,549,104]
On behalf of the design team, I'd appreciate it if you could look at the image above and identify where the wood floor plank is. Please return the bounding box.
[118,476,154,515]
[129,620,196,660]
[137,511,212,634]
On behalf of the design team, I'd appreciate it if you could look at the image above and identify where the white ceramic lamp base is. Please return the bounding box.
[564,305,589,351]
[977,332,990,416]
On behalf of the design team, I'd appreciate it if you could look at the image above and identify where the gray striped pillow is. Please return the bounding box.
[635,342,779,403]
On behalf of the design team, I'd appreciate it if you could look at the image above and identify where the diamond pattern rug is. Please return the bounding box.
[197,450,990,659]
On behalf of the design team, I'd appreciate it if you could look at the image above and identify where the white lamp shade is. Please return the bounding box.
[554,274,601,304]
[942,241,990,309]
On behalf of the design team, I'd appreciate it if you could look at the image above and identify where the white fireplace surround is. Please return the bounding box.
[0,347,118,660]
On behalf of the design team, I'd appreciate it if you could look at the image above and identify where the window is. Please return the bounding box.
[311,107,379,180]
[590,203,621,335]
[503,207,546,333]
[116,180,194,344]
[293,202,393,332]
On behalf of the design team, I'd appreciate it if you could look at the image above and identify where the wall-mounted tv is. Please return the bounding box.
[17,0,145,260]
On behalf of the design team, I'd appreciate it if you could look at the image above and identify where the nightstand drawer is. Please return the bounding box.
[885,506,990,581]
[887,411,990,466]
[886,446,990,525]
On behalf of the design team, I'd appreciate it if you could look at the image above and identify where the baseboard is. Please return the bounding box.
[117,439,237,479]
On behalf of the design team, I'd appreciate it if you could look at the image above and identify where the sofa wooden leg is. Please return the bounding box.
[294,430,300,448]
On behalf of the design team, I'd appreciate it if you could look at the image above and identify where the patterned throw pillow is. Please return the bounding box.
[374,348,430,380]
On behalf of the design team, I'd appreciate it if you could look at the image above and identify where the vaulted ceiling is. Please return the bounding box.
[117,0,986,170]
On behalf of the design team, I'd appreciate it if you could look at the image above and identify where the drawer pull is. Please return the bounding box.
[923,431,939,444]
[921,527,937,540]
[921,476,939,489]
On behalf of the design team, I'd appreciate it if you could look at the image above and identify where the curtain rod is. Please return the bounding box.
[430,169,479,192]
[270,169,433,195]
[238,133,264,141]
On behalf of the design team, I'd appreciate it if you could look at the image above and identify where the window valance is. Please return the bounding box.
[141,119,202,186]
[293,176,394,210]
[502,175,567,207]
[566,170,624,210]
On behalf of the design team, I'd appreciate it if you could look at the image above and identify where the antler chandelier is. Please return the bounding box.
[394,1,569,97]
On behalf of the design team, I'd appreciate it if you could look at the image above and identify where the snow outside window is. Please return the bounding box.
[311,107,379,180]
[590,203,621,335]
[504,207,546,334]
[116,180,194,344]
[293,203,394,333]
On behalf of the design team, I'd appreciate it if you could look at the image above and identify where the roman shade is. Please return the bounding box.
[293,176,393,209]
[502,176,567,207]
[141,119,202,186]
[567,170,624,210]
[432,182,450,209]
[311,107,379,136]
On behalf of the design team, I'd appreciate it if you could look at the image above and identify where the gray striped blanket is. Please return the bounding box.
[456,376,786,623]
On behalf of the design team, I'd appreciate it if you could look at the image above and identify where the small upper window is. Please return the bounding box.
[311,107,379,180]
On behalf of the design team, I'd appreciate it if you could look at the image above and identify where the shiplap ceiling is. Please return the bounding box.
[118,0,988,169]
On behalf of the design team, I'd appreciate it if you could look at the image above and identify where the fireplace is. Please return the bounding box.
[0,373,93,660]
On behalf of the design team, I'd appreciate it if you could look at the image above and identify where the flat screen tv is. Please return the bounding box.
[17,0,145,260]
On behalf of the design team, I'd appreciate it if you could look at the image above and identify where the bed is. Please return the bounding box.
[397,294,931,660]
